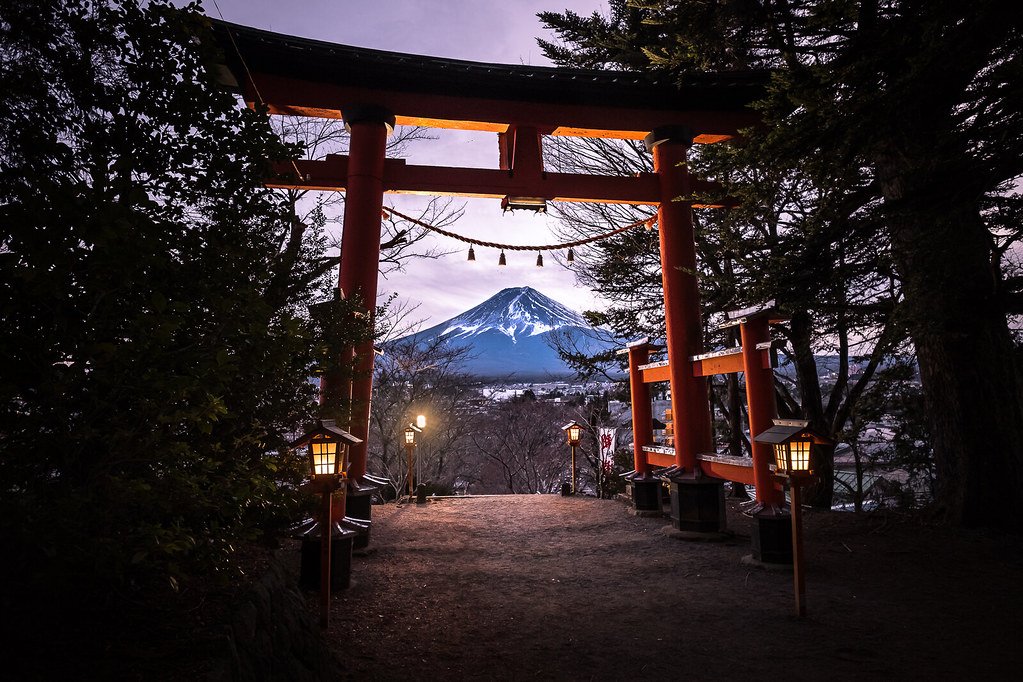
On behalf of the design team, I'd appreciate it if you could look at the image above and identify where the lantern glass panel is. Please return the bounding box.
[568,425,581,444]
[311,439,338,476]
[405,428,415,445]
[790,439,812,471]
[773,444,788,473]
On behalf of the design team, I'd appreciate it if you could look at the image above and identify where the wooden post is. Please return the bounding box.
[790,481,806,617]
[319,489,332,629]
[740,317,784,506]
[406,442,414,499]
[571,443,577,494]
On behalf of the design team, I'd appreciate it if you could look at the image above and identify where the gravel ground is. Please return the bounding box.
[312,495,1022,681]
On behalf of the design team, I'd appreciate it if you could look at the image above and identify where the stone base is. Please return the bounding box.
[341,516,370,550]
[751,511,793,565]
[631,478,662,512]
[345,489,372,521]
[345,489,373,549]
[669,476,726,534]
[299,525,356,591]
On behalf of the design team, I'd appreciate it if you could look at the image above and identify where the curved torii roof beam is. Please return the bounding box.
[208,20,767,143]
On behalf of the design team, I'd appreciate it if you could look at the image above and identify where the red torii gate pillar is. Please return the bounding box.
[626,340,662,512]
[648,126,726,533]
[322,107,392,521]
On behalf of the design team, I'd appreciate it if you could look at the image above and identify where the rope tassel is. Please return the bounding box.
[467,246,476,261]
[567,247,575,263]
[536,252,544,267]
[498,250,507,266]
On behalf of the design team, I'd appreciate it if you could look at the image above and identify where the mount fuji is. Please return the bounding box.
[397,286,612,378]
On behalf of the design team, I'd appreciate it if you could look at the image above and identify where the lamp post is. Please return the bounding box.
[291,420,361,629]
[562,421,582,494]
[404,425,416,500]
[415,414,426,494]
[754,419,832,618]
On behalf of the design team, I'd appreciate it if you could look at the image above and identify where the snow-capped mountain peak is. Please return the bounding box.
[394,286,612,378]
[433,286,589,342]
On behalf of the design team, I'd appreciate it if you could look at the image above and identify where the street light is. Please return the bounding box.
[291,419,361,629]
[754,419,832,618]
[562,421,583,495]
[416,414,427,430]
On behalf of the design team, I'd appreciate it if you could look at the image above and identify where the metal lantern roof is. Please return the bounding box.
[290,419,363,448]
[753,419,834,445]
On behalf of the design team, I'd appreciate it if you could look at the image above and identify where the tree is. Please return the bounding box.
[273,114,461,280]
[543,126,908,508]
[539,0,1023,527]
[0,0,371,665]
[472,400,569,494]
[367,336,482,496]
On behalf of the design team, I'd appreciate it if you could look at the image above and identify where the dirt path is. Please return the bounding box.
[318,495,1022,680]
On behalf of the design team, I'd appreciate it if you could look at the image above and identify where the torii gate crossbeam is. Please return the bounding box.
[208,20,778,531]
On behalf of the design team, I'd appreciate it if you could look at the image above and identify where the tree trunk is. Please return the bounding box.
[790,310,834,508]
[876,151,1023,528]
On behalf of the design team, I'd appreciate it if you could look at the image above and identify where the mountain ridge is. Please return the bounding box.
[397,286,610,378]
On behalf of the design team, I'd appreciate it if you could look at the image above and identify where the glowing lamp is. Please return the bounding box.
[310,438,339,476]
[416,414,427,430]
[405,426,416,445]
[753,419,832,480]
[290,419,362,481]
[562,421,582,446]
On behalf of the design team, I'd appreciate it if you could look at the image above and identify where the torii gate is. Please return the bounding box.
[209,20,784,544]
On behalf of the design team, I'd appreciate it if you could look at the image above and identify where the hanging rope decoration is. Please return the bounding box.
[215,2,659,265]
[383,207,657,265]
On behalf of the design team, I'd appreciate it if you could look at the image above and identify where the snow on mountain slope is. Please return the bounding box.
[431,286,590,342]
[396,286,612,378]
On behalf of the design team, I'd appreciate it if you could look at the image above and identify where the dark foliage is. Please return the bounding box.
[0,0,371,672]
[539,0,1023,526]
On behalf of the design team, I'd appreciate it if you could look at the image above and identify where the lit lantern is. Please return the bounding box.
[289,419,362,630]
[753,419,832,479]
[563,421,582,446]
[291,419,362,481]
[405,426,416,446]
[416,414,427,430]
[311,438,339,476]
[561,421,583,494]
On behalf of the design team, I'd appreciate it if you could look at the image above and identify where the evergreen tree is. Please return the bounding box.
[0,0,372,667]
[540,0,1023,526]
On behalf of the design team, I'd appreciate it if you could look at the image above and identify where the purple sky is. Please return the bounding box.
[204,0,612,329]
